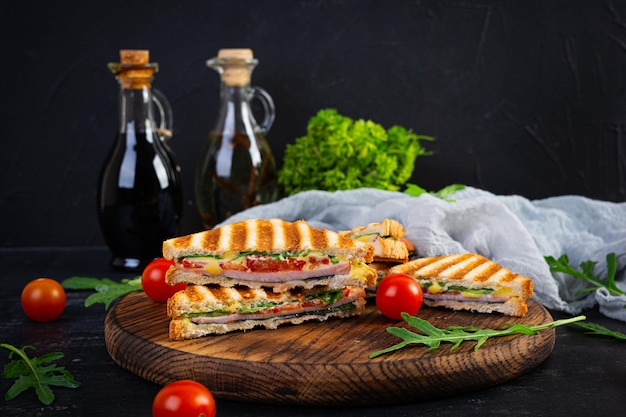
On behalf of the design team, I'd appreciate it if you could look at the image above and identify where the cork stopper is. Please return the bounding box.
[120,49,150,65]
[217,48,254,60]
[212,48,257,87]
[109,49,157,89]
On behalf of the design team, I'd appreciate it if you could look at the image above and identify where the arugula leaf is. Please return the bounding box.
[544,253,625,308]
[314,289,345,305]
[278,109,434,195]
[61,276,143,310]
[571,321,626,341]
[404,183,466,201]
[1,343,80,405]
[369,314,586,358]
[446,285,494,295]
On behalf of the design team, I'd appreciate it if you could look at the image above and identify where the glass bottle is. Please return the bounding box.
[97,50,183,271]
[195,48,278,229]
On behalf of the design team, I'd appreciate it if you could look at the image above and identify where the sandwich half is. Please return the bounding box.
[340,218,414,295]
[389,253,534,317]
[163,218,376,292]
[162,218,377,339]
[339,218,411,263]
[168,284,366,340]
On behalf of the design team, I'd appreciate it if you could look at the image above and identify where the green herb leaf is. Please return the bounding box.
[571,321,626,341]
[315,289,345,305]
[404,183,466,201]
[61,276,143,310]
[1,343,80,405]
[278,108,434,195]
[544,253,625,307]
[369,314,586,358]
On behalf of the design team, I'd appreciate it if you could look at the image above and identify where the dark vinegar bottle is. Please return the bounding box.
[97,50,183,271]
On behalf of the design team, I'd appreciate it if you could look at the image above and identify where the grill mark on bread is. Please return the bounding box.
[410,254,470,276]
[230,222,248,251]
[263,289,283,301]
[256,221,274,252]
[502,271,518,283]
[205,285,228,301]
[283,221,301,249]
[188,285,210,303]
[439,254,486,280]
[309,226,329,250]
[465,260,502,283]
[234,285,256,300]
[491,268,518,283]
[174,235,192,250]
[202,228,221,252]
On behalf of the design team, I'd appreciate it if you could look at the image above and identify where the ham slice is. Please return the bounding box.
[423,292,508,303]
[219,260,350,282]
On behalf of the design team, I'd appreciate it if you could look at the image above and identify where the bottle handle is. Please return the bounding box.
[250,86,275,134]
[152,88,174,141]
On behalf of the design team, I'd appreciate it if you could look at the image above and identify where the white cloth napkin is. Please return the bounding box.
[219,187,626,322]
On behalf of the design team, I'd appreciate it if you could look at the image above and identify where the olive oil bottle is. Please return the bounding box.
[195,49,278,229]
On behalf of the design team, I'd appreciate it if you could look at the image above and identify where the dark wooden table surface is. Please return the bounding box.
[1,247,625,417]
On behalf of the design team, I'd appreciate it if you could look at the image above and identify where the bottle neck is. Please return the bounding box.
[119,85,157,139]
[215,83,255,132]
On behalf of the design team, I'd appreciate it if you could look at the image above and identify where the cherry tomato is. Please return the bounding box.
[141,258,186,303]
[376,273,423,320]
[152,380,216,417]
[21,278,66,322]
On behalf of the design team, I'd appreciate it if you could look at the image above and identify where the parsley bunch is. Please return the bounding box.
[278,109,434,195]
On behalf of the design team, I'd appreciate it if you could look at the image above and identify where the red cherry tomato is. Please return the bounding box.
[152,380,216,417]
[376,273,423,320]
[141,258,186,303]
[21,278,66,322]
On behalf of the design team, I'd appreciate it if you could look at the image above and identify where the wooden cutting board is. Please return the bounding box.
[104,292,555,406]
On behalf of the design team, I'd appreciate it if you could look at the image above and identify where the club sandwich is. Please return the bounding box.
[389,253,534,317]
[162,218,377,340]
[167,284,367,340]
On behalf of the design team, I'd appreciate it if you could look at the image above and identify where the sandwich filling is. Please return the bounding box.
[419,280,512,303]
[174,251,352,282]
[169,284,365,325]
[353,233,397,253]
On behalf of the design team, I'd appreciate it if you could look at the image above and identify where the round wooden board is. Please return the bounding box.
[104,292,555,406]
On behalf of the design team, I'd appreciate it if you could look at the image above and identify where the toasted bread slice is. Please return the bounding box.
[163,218,374,262]
[389,253,534,317]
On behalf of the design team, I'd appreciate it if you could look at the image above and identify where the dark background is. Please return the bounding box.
[2,0,626,248]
